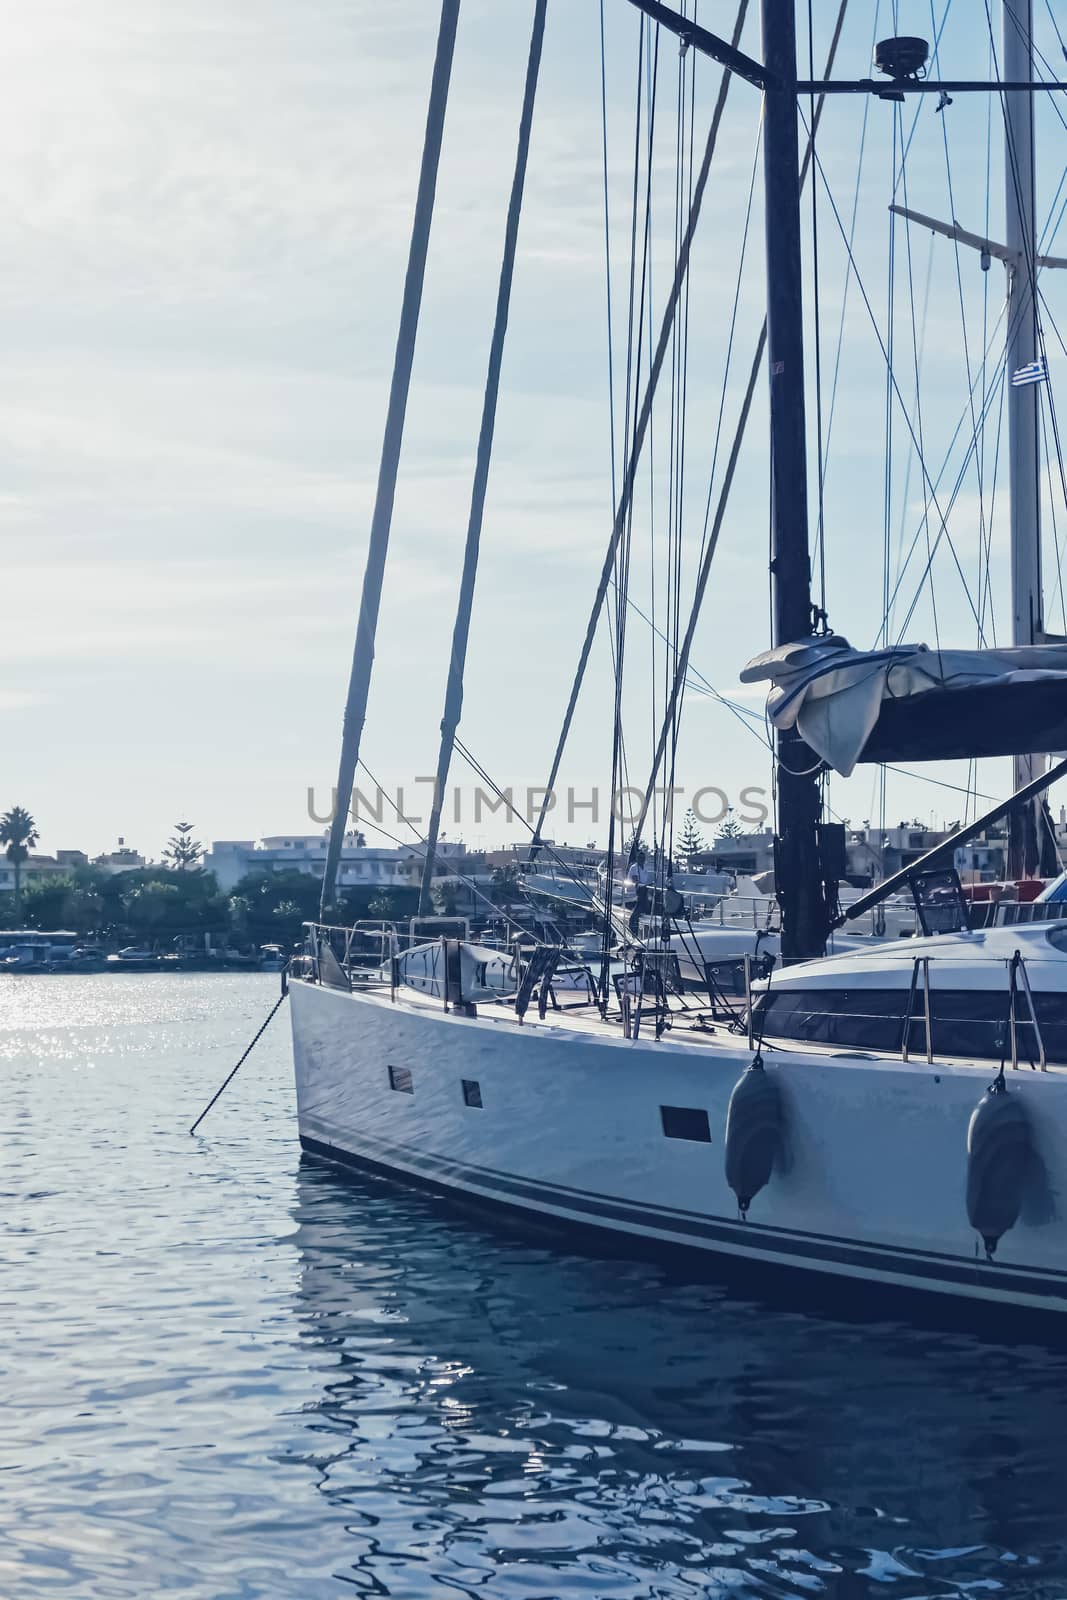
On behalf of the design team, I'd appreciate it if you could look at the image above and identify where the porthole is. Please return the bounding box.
[660,1104,711,1142]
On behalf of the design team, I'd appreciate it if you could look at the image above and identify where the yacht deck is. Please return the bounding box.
[332,971,1067,1079]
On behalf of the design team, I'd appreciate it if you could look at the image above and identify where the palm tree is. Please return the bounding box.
[0,806,39,923]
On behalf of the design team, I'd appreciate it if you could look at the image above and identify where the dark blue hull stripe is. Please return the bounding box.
[298,1126,1067,1307]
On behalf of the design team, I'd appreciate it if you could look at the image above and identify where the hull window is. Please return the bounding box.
[660,1105,712,1143]
[388,1064,414,1094]
[462,1078,483,1108]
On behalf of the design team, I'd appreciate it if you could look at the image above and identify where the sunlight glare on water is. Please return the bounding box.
[1,972,1066,1598]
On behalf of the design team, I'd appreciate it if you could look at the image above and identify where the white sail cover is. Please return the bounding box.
[740,634,1067,777]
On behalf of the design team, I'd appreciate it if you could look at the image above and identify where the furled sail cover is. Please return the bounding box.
[740,634,1067,776]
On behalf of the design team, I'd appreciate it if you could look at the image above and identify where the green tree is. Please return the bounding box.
[716,812,743,840]
[65,885,104,934]
[163,821,203,871]
[676,809,705,868]
[431,878,459,916]
[19,875,72,930]
[122,880,184,941]
[21,875,103,934]
[231,869,322,945]
[228,894,253,945]
[96,865,225,943]
[271,899,308,946]
[0,806,38,922]
[367,893,396,919]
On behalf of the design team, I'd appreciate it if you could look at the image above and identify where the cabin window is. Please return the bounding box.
[462,1078,483,1108]
[660,1105,711,1142]
[388,1064,414,1094]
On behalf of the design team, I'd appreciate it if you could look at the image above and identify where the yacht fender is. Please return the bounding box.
[966,1074,1032,1259]
[724,1058,782,1219]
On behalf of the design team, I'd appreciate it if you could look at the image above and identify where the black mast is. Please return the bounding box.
[760,0,827,963]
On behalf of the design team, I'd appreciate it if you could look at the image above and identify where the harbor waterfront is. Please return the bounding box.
[6,0,1067,1592]
[3,972,1067,1599]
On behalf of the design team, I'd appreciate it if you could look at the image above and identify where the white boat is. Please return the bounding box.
[290,1,1067,1322]
[290,954,1067,1317]
[521,865,733,916]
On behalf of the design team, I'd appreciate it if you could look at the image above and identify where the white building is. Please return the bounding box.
[92,840,147,873]
[203,834,422,894]
[0,849,90,895]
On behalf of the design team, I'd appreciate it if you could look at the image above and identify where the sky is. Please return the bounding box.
[4,0,1067,862]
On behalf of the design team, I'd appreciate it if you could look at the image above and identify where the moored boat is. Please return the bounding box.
[290,0,1067,1323]
[291,947,1067,1316]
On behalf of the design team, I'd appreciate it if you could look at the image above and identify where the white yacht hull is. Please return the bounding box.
[289,977,1067,1318]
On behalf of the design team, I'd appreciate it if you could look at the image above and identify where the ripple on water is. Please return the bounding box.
[1,973,1066,1598]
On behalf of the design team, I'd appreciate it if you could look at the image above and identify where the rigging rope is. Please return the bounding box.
[417,0,548,914]
[1034,288,1067,602]
[897,109,942,657]
[807,0,828,617]
[528,0,749,862]
[601,10,658,993]
[1039,391,1067,633]
[929,0,993,652]
[623,1,850,853]
[803,130,989,640]
[891,357,1009,641]
[822,2,880,501]
[355,756,574,947]
[879,102,898,845]
[599,0,619,509]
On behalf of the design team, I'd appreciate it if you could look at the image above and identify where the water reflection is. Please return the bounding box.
[288,1158,1067,1598]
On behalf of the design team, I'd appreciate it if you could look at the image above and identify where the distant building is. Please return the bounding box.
[848,825,1009,886]
[688,822,1015,888]
[203,833,423,894]
[692,829,776,878]
[93,838,147,873]
[0,849,91,895]
[484,842,606,873]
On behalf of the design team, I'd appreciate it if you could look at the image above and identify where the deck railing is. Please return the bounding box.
[300,920,1060,1068]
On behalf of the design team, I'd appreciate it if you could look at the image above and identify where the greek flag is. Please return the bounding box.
[1011,358,1047,387]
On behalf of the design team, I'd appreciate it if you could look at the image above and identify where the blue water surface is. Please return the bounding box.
[1,972,1065,1599]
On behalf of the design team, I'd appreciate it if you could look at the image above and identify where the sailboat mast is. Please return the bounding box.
[1004,0,1046,875]
[761,0,827,962]
[1005,0,1041,650]
[318,0,460,919]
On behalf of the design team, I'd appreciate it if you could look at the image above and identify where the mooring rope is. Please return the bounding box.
[189,985,290,1137]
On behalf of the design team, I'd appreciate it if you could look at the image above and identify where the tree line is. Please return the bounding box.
[1,801,751,949]
[0,809,420,949]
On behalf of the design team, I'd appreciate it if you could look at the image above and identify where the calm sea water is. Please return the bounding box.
[2,973,1067,1600]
